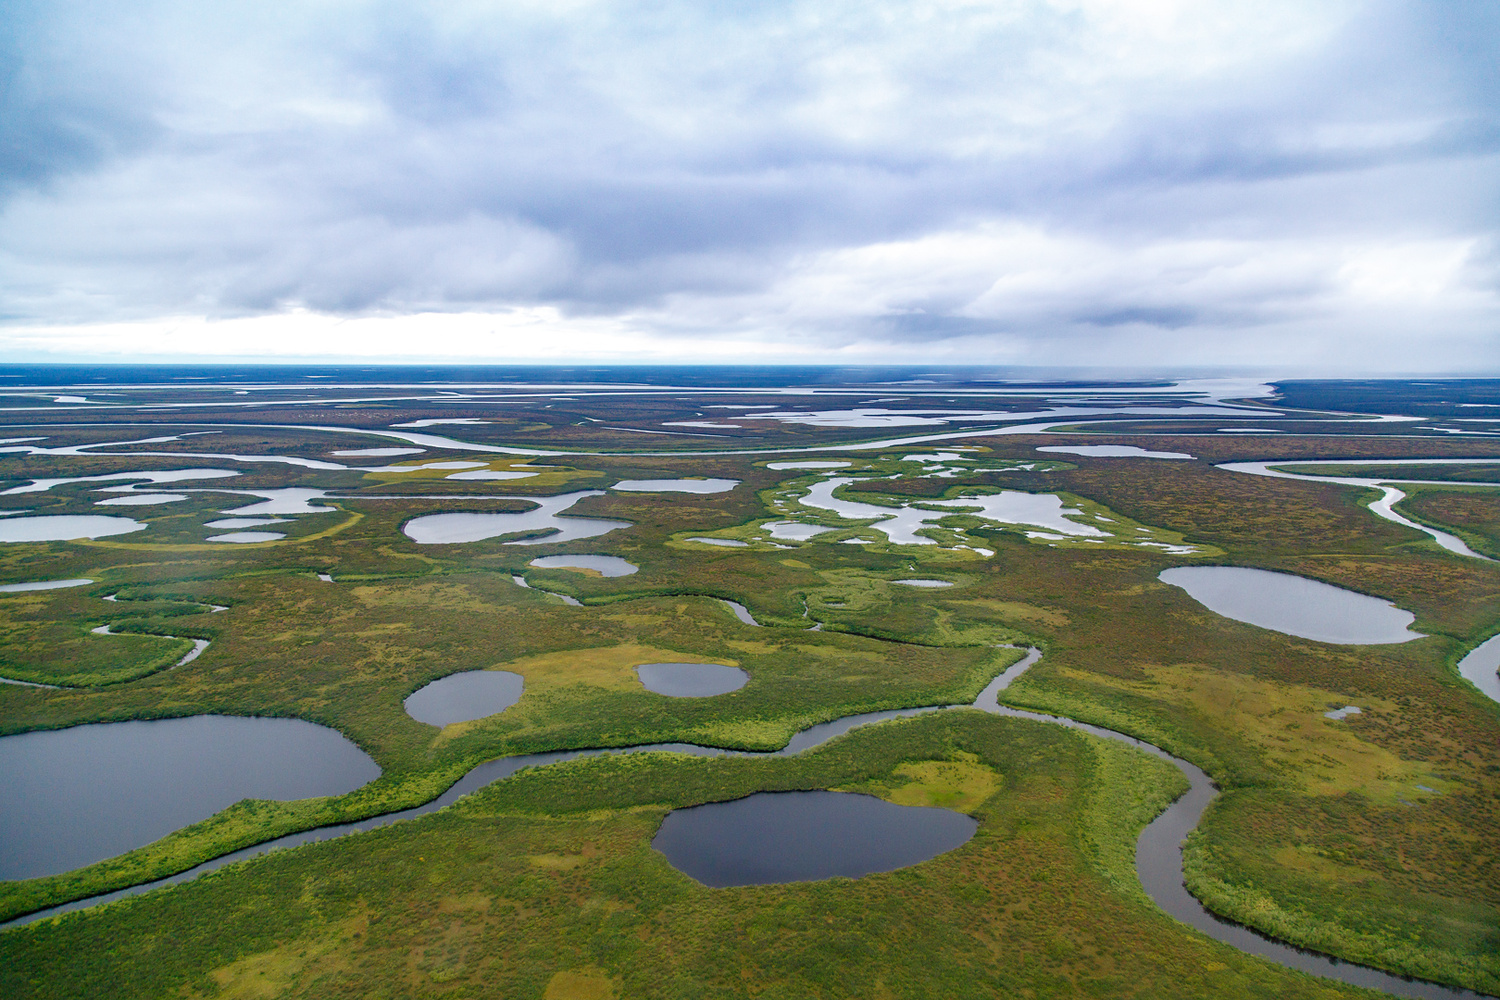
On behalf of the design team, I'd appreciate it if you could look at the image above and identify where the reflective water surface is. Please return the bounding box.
[404,671,526,726]
[651,790,977,886]
[636,662,748,697]
[404,492,629,545]
[1160,566,1423,644]
[612,478,739,493]
[0,515,146,542]
[0,716,380,880]
[528,555,638,577]
[0,579,92,593]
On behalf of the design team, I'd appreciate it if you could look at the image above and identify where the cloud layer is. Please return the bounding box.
[2,0,1497,368]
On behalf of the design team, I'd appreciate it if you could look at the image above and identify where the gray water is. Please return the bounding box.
[528,555,638,577]
[95,493,187,506]
[206,531,285,543]
[511,574,583,605]
[636,662,749,697]
[404,491,629,545]
[688,537,749,547]
[1457,635,1500,705]
[611,478,738,493]
[1036,444,1193,459]
[1160,566,1423,644]
[892,579,953,588]
[217,489,337,516]
[766,461,850,470]
[765,521,833,541]
[651,790,977,886]
[0,515,146,542]
[0,716,380,880]
[403,671,525,726]
[720,600,761,626]
[1217,461,1496,561]
[2,648,1481,998]
[0,579,92,593]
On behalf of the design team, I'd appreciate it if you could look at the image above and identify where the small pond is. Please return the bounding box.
[0,515,146,543]
[765,521,833,541]
[204,517,291,529]
[1160,566,1423,644]
[766,461,850,471]
[0,715,380,880]
[528,555,638,577]
[611,479,739,493]
[652,790,977,886]
[0,579,92,593]
[404,671,526,726]
[207,531,285,543]
[446,469,538,481]
[404,492,629,546]
[219,489,337,516]
[331,447,424,457]
[637,662,748,697]
[95,493,188,506]
[688,537,748,547]
[893,579,953,588]
[1036,445,1193,460]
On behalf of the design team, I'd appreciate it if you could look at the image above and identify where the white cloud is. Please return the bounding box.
[0,0,1496,369]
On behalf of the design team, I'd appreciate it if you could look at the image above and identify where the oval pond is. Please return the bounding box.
[528,555,637,577]
[652,790,977,886]
[637,662,748,697]
[1160,566,1422,644]
[404,670,525,726]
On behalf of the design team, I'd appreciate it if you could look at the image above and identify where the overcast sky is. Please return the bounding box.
[1,0,1496,370]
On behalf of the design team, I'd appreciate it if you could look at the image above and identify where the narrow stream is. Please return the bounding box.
[0,646,1484,997]
[1218,460,1499,561]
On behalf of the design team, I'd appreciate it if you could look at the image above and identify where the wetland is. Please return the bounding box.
[1,370,1498,1000]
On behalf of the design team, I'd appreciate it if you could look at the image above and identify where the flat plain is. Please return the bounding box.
[0,371,1496,1000]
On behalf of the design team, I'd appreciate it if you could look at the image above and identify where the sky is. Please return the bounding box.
[1,0,1497,370]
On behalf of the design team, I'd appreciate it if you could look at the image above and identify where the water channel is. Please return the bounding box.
[2,644,1482,997]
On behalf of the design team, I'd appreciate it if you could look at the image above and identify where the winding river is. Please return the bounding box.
[1219,459,1500,561]
[0,644,1483,997]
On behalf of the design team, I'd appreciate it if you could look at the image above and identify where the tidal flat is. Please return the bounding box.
[0,370,1497,999]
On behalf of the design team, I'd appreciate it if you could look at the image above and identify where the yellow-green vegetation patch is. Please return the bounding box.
[544,967,618,1000]
[843,752,1004,812]
[480,643,734,698]
[0,713,1358,1000]
[1040,663,1445,802]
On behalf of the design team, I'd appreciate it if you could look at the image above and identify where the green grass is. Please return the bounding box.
[0,713,1367,1000]
[1,424,1498,994]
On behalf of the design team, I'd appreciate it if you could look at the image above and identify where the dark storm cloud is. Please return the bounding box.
[0,0,1496,366]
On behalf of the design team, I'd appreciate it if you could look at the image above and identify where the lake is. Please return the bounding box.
[1160,566,1422,644]
[0,715,380,880]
